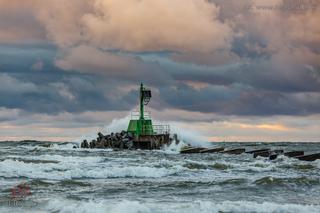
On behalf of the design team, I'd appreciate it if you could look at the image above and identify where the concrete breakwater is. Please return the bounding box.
[80,133,320,162]
[81,131,135,149]
[80,131,177,150]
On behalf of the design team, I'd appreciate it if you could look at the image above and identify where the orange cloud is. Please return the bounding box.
[0,0,45,43]
[81,0,232,52]
[238,123,291,131]
[31,0,233,52]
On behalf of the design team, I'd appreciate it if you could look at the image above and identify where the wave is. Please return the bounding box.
[40,199,320,213]
[183,162,209,170]
[1,157,59,164]
[192,200,320,213]
[58,179,93,187]
[219,178,248,185]
[159,140,187,154]
[211,162,231,170]
[6,141,114,152]
[23,179,92,189]
[0,159,183,180]
[178,155,318,174]
[279,163,316,171]
[45,199,151,213]
[6,154,105,163]
[254,176,320,186]
[182,161,231,170]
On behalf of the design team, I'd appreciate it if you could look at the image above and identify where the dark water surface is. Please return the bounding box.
[0,141,319,212]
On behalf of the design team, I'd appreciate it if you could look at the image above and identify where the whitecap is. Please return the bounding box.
[193,200,320,213]
[159,140,188,154]
[42,199,320,213]
[0,159,183,180]
[45,199,151,213]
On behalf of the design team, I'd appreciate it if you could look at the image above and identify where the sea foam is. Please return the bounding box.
[42,199,320,213]
[0,158,183,180]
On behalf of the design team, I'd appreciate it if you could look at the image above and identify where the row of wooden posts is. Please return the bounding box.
[180,147,320,162]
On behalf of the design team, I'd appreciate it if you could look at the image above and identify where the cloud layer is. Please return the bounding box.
[0,0,319,141]
[35,0,232,52]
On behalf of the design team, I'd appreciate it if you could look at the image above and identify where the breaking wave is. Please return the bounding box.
[160,140,187,154]
[1,141,319,213]
[41,199,320,213]
[0,159,183,180]
[254,176,320,186]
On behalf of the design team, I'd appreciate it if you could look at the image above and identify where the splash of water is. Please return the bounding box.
[102,115,131,134]
[75,114,207,147]
[169,122,208,147]
[73,115,131,143]
[161,140,188,154]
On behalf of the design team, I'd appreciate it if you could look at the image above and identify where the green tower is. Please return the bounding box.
[127,83,154,136]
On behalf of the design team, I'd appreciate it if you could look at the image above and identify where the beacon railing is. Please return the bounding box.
[131,111,151,120]
[142,124,170,135]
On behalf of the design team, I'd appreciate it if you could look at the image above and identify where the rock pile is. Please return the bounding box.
[81,131,135,149]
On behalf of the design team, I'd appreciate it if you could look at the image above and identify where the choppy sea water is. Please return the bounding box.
[0,141,319,213]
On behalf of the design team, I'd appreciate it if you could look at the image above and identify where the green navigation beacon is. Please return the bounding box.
[127,83,154,136]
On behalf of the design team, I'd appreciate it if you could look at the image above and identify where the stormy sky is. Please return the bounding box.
[0,0,319,142]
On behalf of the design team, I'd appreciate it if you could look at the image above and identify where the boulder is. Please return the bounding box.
[104,140,110,148]
[125,140,134,149]
[127,132,134,139]
[89,141,95,148]
[81,140,89,148]
[98,132,104,139]
[112,139,120,148]
[122,138,129,142]
[95,142,105,149]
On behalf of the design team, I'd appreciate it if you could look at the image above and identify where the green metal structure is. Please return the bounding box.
[127,83,154,136]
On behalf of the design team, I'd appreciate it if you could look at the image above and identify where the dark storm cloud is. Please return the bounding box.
[158,83,238,113]
[0,72,138,114]
[55,45,173,87]
[144,50,320,116]
[225,62,320,93]
[0,43,57,74]
[231,36,270,59]
[146,54,320,93]
[0,44,138,114]
[1,42,319,116]
[158,82,320,116]
[0,0,319,118]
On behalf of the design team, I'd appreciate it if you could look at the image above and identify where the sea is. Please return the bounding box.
[0,141,319,213]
